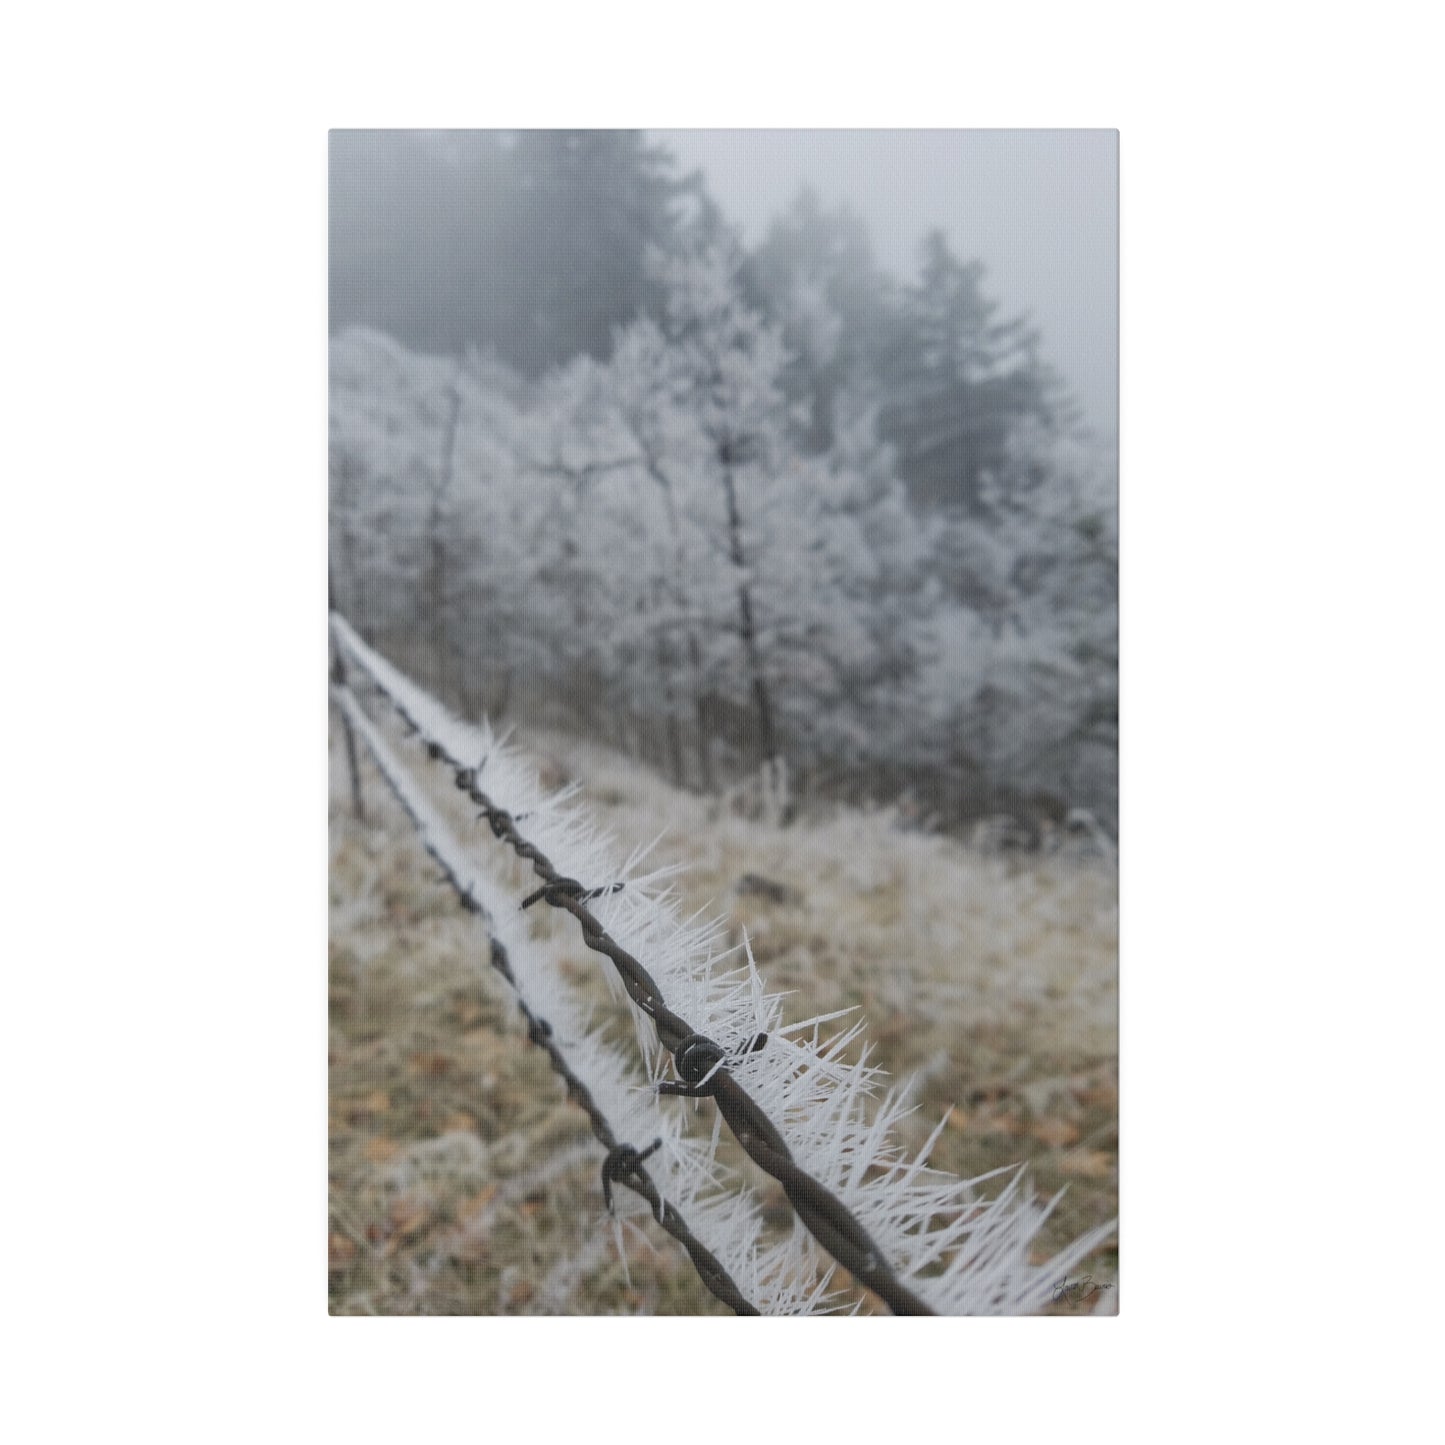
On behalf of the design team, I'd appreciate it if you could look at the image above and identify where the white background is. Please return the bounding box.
[4,4,1440,1441]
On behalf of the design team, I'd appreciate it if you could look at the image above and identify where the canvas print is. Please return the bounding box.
[328,129,1118,1315]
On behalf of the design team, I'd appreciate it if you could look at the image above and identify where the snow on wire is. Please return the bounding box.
[332,612,1116,1315]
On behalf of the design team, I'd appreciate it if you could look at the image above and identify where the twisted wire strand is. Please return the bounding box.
[332,615,935,1316]
[333,681,760,1316]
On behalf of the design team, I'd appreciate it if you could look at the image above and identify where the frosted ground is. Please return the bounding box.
[328,712,1117,1315]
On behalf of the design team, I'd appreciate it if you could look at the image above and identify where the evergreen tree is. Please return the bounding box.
[329,130,709,373]
[494,131,690,373]
[877,230,1066,514]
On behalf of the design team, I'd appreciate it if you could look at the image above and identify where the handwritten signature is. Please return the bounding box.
[1050,1275,1114,1308]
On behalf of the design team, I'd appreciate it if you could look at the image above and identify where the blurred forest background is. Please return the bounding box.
[329,130,1117,837]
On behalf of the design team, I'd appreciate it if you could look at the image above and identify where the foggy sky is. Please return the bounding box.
[652,130,1118,439]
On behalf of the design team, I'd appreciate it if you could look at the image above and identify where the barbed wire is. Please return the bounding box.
[333,681,760,1316]
[332,614,936,1316]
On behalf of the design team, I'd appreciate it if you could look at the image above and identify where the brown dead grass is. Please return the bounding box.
[328,715,1117,1315]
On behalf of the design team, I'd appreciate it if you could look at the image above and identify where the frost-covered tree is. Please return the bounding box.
[991,427,1118,820]
[506,354,687,752]
[877,231,1066,515]
[915,425,1118,826]
[329,305,1115,830]
[604,322,727,788]
[329,328,543,716]
[746,187,894,454]
[494,245,939,798]
[648,244,793,773]
[328,329,456,639]
[607,245,934,793]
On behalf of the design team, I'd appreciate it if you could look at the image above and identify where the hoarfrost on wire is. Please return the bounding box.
[335,619,1115,1314]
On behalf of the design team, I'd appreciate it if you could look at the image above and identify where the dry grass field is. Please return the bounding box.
[328,711,1118,1315]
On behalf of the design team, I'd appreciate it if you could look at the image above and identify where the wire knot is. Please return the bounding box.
[674,1033,728,1083]
[601,1138,663,1218]
[519,878,624,911]
[521,877,583,910]
[658,1031,768,1096]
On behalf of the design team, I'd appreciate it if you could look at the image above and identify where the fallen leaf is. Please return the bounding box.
[363,1136,400,1164]
[328,1232,357,1269]
[408,1052,451,1078]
